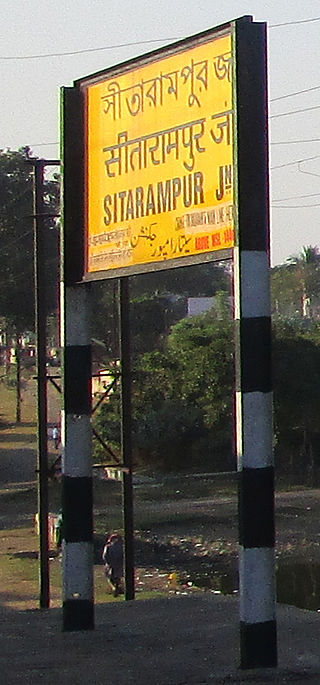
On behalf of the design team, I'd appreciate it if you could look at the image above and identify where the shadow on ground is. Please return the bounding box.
[0,433,36,443]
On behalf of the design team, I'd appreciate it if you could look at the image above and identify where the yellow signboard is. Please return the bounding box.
[83,29,234,275]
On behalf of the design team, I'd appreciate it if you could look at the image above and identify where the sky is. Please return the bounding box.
[1,0,320,266]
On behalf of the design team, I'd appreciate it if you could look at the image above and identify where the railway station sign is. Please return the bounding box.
[76,23,234,279]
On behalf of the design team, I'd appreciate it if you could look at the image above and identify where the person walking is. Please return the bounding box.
[102,533,124,597]
[52,425,59,450]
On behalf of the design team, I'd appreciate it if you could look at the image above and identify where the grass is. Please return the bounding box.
[0,522,167,609]
[0,374,236,610]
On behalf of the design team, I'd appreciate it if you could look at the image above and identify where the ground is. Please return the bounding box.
[1,368,320,612]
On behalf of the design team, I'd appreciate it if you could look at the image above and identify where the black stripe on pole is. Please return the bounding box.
[64,345,92,414]
[235,317,272,394]
[63,476,93,542]
[235,18,269,253]
[63,600,94,632]
[238,467,275,548]
[240,621,277,669]
[61,86,85,286]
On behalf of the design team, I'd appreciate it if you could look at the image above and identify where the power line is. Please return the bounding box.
[273,192,320,202]
[10,148,320,178]
[0,36,182,61]
[270,16,320,27]
[270,84,320,102]
[272,203,320,208]
[271,155,320,170]
[297,163,320,178]
[270,105,320,119]
[271,139,320,145]
[1,16,320,61]
[29,142,59,148]
[23,137,320,150]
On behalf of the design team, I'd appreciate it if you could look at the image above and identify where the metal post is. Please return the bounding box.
[30,157,61,609]
[119,277,135,601]
[32,160,49,609]
[61,284,94,630]
[61,86,94,631]
[233,18,277,668]
[15,337,21,424]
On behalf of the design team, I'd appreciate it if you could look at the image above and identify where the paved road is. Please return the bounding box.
[1,594,320,684]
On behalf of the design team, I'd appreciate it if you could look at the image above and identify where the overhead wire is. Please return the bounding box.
[270,84,320,102]
[271,155,320,170]
[273,192,320,202]
[0,16,320,60]
[270,105,320,119]
[270,16,320,27]
[2,18,320,148]
[22,137,320,149]
[272,204,320,208]
[2,16,320,200]
[271,139,320,145]
[297,163,320,178]
[0,37,183,60]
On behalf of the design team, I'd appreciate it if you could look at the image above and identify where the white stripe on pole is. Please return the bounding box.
[239,547,276,624]
[233,250,270,320]
[63,542,94,602]
[240,391,273,469]
[240,251,271,319]
[61,412,92,478]
[61,283,90,346]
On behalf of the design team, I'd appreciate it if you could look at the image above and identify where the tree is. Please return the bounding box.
[130,260,230,298]
[273,320,320,484]
[93,301,320,482]
[90,261,232,363]
[0,147,60,332]
[0,147,60,421]
[93,310,235,472]
[271,245,320,319]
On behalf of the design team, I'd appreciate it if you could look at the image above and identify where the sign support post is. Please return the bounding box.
[32,159,50,610]
[61,87,94,631]
[119,277,135,601]
[233,18,277,668]
[30,156,60,610]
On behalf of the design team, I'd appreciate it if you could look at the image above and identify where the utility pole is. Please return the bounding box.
[119,277,135,601]
[15,337,21,423]
[29,158,60,609]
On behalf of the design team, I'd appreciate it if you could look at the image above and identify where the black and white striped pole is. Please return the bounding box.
[233,18,277,668]
[61,87,94,631]
[61,284,93,630]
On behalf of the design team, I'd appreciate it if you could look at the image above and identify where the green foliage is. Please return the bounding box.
[167,314,234,431]
[273,320,320,482]
[93,308,320,482]
[90,262,231,363]
[271,245,320,320]
[93,311,235,473]
[130,261,230,298]
[93,386,121,462]
[130,295,170,356]
[0,147,60,332]
[92,244,320,481]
